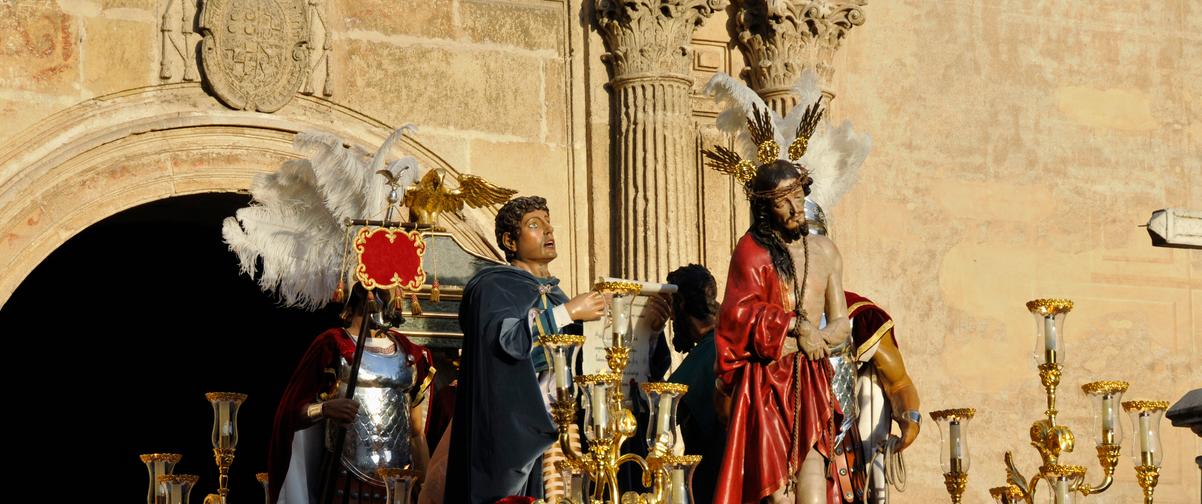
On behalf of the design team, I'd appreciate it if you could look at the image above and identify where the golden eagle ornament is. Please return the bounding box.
[401,169,517,228]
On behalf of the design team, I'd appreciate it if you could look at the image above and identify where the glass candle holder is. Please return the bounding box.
[576,373,620,442]
[931,408,976,473]
[1081,381,1127,446]
[556,458,589,504]
[141,453,181,504]
[595,281,641,348]
[541,335,585,398]
[205,392,247,450]
[640,382,687,455]
[157,474,199,504]
[377,467,417,504]
[1039,464,1085,504]
[1026,299,1072,367]
[1122,400,1169,467]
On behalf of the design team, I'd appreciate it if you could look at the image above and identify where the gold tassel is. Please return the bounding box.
[332,278,346,303]
[390,287,404,312]
[430,280,441,303]
[409,292,423,316]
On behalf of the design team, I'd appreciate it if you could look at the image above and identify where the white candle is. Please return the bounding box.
[670,467,687,504]
[1138,412,1153,465]
[656,394,674,439]
[1101,395,1116,443]
[1043,316,1058,364]
[218,402,232,448]
[553,350,569,391]
[614,306,630,346]
[1053,478,1071,504]
[591,384,609,432]
[948,421,964,470]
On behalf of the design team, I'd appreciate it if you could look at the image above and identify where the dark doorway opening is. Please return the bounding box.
[1,192,342,501]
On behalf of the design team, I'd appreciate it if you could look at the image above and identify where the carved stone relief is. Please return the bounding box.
[159,0,199,82]
[198,0,309,112]
[731,0,866,111]
[595,0,727,81]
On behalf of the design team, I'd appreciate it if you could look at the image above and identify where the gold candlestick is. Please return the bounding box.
[943,471,968,504]
[1124,400,1169,504]
[989,485,1024,504]
[206,392,247,502]
[256,472,270,504]
[931,408,976,503]
[1134,465,1160,504]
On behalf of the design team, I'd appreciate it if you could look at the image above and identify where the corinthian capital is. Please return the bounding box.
[732,0,866,96]
[595,0,728,81]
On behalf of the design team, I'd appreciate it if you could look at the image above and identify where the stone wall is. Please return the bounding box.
[831,2,1200,502]
[0,0,1197,501]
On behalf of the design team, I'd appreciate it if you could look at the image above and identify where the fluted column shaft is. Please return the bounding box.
[595,0,725,281]
[610,75,694,282]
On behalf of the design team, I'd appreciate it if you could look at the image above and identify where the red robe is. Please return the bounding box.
[714,233,840,503]
[267,328,434,504]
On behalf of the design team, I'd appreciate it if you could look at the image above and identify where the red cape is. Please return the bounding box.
[267,328,433,503]
[714,234,841,503]
[845,291,895,362]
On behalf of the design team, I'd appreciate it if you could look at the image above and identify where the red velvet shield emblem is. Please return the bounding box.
[353,227,427,290]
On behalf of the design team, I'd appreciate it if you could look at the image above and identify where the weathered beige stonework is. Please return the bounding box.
[595,0,725,282]
[0,1,1196,502]
[731,0,867,112]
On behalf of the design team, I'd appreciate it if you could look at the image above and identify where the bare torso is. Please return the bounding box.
[785,234,838,326]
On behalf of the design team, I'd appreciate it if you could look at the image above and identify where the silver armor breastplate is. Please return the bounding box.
[329,344,417,484]
[828,327,859,449]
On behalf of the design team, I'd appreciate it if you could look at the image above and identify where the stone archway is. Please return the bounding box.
[0,83,502,304]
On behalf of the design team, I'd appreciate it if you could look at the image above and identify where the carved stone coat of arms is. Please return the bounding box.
[199,0,309,113]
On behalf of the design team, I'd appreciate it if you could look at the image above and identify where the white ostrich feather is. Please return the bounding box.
[705,70,872,212]
[800,120,872,212]
[222,126,420,310]
[704,73,787,160]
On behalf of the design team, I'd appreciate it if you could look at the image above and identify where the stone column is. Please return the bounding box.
[730,0,867,114]
[595,0,725,282]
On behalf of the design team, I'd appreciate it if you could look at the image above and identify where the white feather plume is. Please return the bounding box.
[222,126,419,310]
[778,69,823,138]
[704,73,786,160]
[705,70,872,212]
[780,69,873,211]
[799,120,872,212]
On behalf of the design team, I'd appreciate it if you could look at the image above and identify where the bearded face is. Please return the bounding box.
[766,177,807,241]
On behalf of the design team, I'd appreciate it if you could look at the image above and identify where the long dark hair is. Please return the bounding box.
[748,160,812,283]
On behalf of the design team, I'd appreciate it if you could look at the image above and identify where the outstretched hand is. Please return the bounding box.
[565,291,606,322]
[642,293,673,333]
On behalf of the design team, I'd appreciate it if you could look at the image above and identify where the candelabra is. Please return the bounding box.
[973,298,1169,503]
[544,281,699,504]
